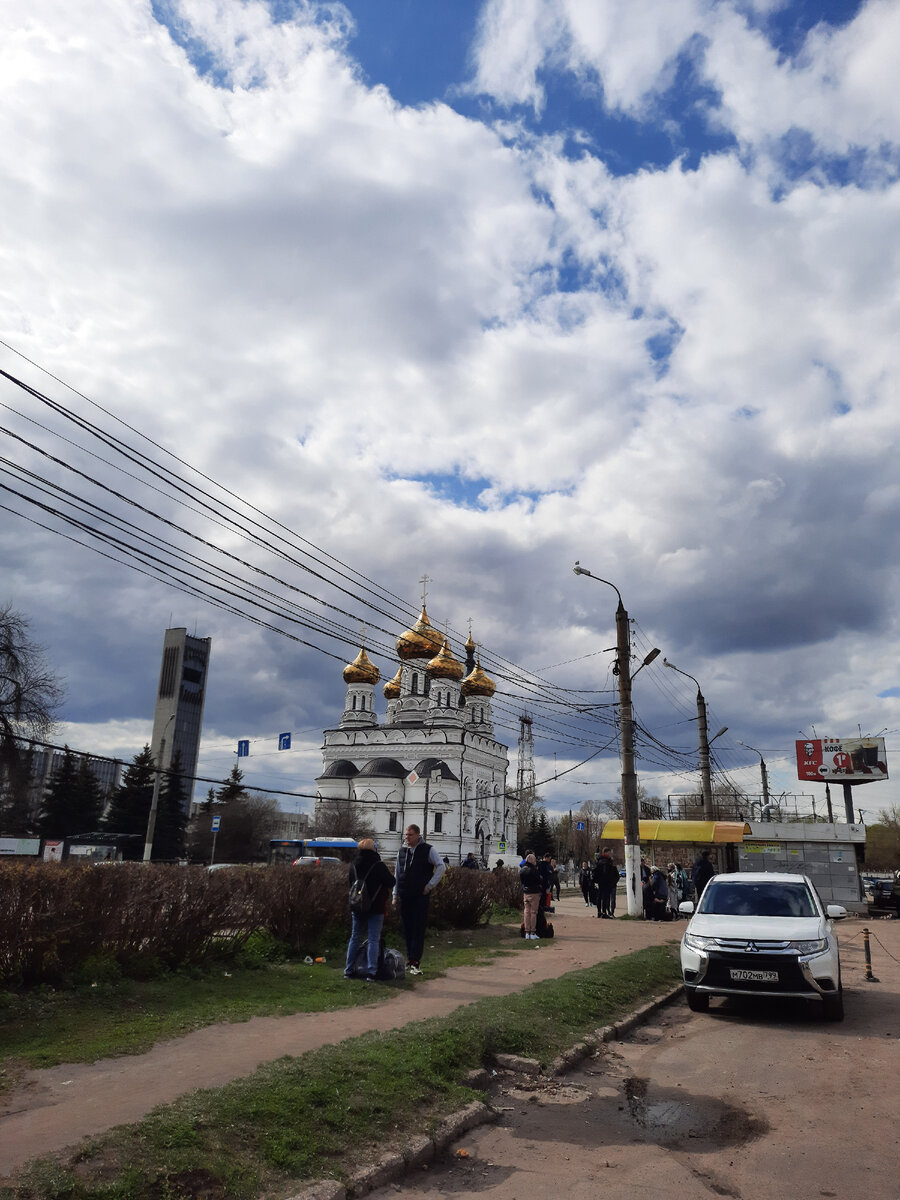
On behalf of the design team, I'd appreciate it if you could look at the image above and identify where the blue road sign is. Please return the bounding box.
[237,740,249,757]
[278,732,291,751]
[211,815,221,832]
[576,821,585,831]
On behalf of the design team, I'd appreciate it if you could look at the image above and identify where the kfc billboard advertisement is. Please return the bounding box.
[796,737,888,784]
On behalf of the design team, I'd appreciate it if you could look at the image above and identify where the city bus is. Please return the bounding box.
[267,837,362,865]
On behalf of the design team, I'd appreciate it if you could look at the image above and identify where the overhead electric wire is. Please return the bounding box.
[0,344,417,620]
[0,348,694,779]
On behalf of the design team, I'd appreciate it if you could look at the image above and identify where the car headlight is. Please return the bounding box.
[683,932,717,951]
[792,938,827,955]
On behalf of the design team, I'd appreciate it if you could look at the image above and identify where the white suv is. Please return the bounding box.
[679,872,847,1021]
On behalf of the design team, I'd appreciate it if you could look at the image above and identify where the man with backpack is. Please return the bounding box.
[344,839,395,983]
[393,824,446,975]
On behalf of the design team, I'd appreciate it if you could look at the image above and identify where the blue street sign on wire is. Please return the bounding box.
[278,732,291,751]
[237,740,249,757]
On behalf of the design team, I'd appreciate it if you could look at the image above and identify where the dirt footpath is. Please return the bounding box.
[373,916,900,1200]
[0,897,675,1176]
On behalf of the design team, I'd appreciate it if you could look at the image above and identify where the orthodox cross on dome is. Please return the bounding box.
[359,623,367,647]
[419,573,431,607]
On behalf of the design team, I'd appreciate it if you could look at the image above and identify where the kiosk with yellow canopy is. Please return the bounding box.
[599,820,751,871]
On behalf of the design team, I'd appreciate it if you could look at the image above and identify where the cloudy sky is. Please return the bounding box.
[2,0,898,826]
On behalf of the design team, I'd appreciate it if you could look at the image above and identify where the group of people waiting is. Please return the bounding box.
[642,849,716,920]
[578,847,620,918]
[577,846,718,922]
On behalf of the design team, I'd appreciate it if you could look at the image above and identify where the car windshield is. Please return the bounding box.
[699,881,817,918]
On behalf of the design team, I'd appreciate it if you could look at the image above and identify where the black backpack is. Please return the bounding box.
[349,863,376,916]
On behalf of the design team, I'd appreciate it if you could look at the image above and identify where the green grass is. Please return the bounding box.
[5,944,680,1200]
[0,924,518,1073]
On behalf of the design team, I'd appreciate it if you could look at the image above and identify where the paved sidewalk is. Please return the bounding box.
[0,898,676,1176]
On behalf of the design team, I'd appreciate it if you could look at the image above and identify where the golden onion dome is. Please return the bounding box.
[383,666,402,699]
[461,660,496,698]
[342,647,380,685]
[396,606,444,661]
[465,630,476,652]
[427,638,464,681]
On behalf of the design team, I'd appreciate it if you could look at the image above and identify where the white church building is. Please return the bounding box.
[315,604,513,864]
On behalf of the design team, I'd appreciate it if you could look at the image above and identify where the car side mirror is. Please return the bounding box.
[678,900,695,915]
[826,904,848,920]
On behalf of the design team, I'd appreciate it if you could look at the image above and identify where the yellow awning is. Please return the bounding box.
[599,820,750,844]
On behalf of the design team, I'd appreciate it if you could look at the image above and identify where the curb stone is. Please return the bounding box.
[548,984,683,1075]
[285,1181,345,1200]
[491,1053,541,1074]
[346,1152,406,1196]
[431,1100,495,1153]
[288,986,682,1200]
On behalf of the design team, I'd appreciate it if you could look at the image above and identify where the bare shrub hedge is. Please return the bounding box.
[0,859,521,988]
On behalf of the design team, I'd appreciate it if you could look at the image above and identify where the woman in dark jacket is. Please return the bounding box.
[520,852,543,940]
[344,839,394,982]
[579,861,593,907]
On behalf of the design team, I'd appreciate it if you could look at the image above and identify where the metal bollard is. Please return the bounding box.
[862,927,879,983]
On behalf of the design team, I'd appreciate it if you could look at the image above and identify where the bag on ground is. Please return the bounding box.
[350,938,406,980]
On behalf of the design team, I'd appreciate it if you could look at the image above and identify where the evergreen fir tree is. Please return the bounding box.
[104,745,156,836]
[154,750,189,861]
[200,786,216,813]
[215,764,246,804]
[535,809,554,858]
[38,748,103,838]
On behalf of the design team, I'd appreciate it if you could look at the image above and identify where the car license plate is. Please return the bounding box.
[730,968,778,982]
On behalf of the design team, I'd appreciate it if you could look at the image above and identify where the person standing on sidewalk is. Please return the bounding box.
[344,839,394,981]
[579,860,593,907]
[520,852,543,939]
[691,849,716,899]
[393,824,445,975]
[593,846,619,919]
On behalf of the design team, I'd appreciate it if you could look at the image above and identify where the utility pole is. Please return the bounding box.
[574,564,658,917]
[614,597,641,915]
[696,687,713,816]
[739,741,770,813]
[665,660,727,818]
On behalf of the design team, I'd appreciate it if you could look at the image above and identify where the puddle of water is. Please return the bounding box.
[624,1075,768,1148]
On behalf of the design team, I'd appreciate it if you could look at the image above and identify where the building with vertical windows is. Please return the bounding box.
[150,628,211,810]
[315,603,511,864]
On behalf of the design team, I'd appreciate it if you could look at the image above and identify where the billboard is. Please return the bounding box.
[796,737,888,784]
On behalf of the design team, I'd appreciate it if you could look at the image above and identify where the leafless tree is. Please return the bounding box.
[0,603,65,773]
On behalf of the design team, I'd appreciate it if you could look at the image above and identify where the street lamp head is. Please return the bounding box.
[709,726,728,744]
[573,561,591,576]
[643,648,661,666]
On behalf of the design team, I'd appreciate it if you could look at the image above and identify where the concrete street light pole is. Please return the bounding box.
[143,714,175,863]
[573,563,658,917]
[663,660,727,818]
[738,741,771,811]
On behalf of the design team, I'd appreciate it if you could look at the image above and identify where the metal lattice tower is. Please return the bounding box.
[516,712,535,801]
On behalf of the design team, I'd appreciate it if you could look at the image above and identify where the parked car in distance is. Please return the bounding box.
[678,872,847,1021]
[292,856,342,866]
[867,873,900,918]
